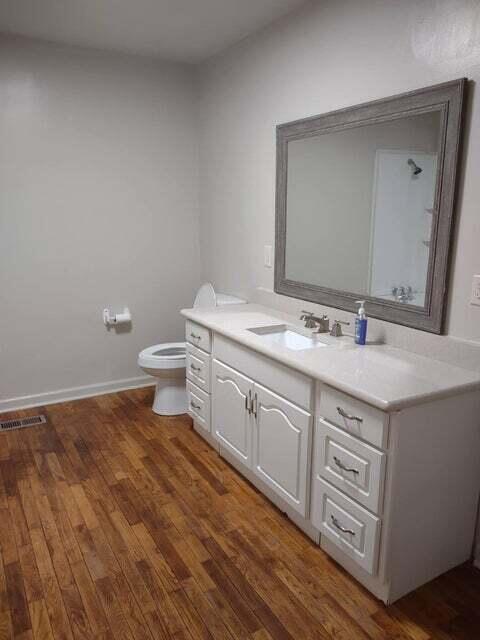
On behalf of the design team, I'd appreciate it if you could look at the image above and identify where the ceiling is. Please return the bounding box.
[0,0,307,63]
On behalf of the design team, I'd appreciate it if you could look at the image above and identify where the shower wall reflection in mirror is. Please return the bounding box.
[285,111,440,307]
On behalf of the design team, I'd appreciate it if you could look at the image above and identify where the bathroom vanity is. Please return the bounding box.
[181,304,480,604]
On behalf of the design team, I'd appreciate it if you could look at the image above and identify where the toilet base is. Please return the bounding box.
[152,378,188,416]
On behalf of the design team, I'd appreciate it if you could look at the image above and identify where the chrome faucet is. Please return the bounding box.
[392,286,414,303]
[300,311,330,333]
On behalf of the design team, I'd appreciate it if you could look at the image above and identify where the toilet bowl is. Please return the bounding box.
[137,342,187,415]
[138,283,246,416]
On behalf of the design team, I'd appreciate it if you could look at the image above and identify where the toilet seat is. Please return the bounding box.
[138,342,186,370]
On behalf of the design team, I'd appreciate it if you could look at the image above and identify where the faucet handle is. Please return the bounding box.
[330,319,350,337]
[301,310,313,317]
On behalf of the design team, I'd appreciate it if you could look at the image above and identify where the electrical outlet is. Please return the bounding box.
[264,245,273,268]
[470,275,480,306]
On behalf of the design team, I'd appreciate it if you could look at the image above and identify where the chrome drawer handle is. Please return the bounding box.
[190,401,201,411]
[190,332,201,340]
[330,515,355,536]
[337,406,363,423]
[190,364,201,373]
[333,456,359,475]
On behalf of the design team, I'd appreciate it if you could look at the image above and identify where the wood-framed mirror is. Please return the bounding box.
[274,79,466,333]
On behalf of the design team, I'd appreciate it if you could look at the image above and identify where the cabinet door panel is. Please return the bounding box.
[253,384,312,516]
[212,360,253,468]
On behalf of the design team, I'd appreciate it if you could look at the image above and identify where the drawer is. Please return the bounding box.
[319,385,389,449]
[312,477,381,575]
[186,343,211,392]
[186,380,211,434]
[214,334,313,411]
[186,320,211,353]
[315,419,386,514]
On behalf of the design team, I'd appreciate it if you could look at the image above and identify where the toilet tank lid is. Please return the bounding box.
[216,293,246,306]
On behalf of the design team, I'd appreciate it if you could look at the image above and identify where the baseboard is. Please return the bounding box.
[0,376,156,414]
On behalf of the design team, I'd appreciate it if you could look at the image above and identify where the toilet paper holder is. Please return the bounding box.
[103,307,131,326]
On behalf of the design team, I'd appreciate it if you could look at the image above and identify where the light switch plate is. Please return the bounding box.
[470,275,480,306]
[264,245,273,268]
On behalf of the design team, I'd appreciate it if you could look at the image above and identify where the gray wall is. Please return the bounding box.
[0,35,201,402]
[198,0,480,343]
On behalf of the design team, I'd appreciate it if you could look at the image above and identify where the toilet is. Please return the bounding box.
[138,283,245,415]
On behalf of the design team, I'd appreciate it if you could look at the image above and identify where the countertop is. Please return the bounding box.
[181,304,480,411]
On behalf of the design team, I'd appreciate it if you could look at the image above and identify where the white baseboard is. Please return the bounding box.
[0,376,156,414]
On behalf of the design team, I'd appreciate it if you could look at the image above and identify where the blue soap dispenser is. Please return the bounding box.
[355,300,368,345]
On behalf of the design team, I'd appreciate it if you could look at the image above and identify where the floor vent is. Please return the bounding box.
[0,415,47,431]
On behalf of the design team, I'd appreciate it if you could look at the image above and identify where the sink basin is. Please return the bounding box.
[247,324,328,351]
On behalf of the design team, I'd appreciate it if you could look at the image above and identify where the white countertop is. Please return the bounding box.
[181,304,480,411]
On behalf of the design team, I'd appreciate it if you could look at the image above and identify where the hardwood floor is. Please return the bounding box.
[0,388,479,640]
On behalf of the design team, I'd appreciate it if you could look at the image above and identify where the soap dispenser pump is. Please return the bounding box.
[355,300,368,345]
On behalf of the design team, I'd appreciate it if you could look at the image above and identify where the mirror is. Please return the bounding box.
[275,80,466,333]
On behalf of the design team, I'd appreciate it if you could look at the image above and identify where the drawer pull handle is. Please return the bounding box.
[331,515,355,536]
[190,364,201,373]
[333,456,359,475]
[190,333,201,340]
[190,401,201,411]
[337,406,363,423]
[252,392,258,419]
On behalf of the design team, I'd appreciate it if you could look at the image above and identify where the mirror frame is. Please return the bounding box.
[275,79,466,334]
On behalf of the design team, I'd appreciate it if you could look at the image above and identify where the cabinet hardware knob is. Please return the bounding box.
[190,401,201,411]
[336,406,363,423]
[190,333,201,340]
[190,364,201,372]
[333,456,359,474]
[330,515,355,536]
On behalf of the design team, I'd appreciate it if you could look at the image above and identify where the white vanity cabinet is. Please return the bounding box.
[312,383,480,604]
[211,334,314,518]
[183,312,480,605]
[212,356,312,517]
[186,321,215,442]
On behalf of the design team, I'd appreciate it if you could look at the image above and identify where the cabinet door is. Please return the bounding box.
[212,360,253,468]
[253,384,312,516]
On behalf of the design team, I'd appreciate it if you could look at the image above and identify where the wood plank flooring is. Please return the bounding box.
[0,388,478,640]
